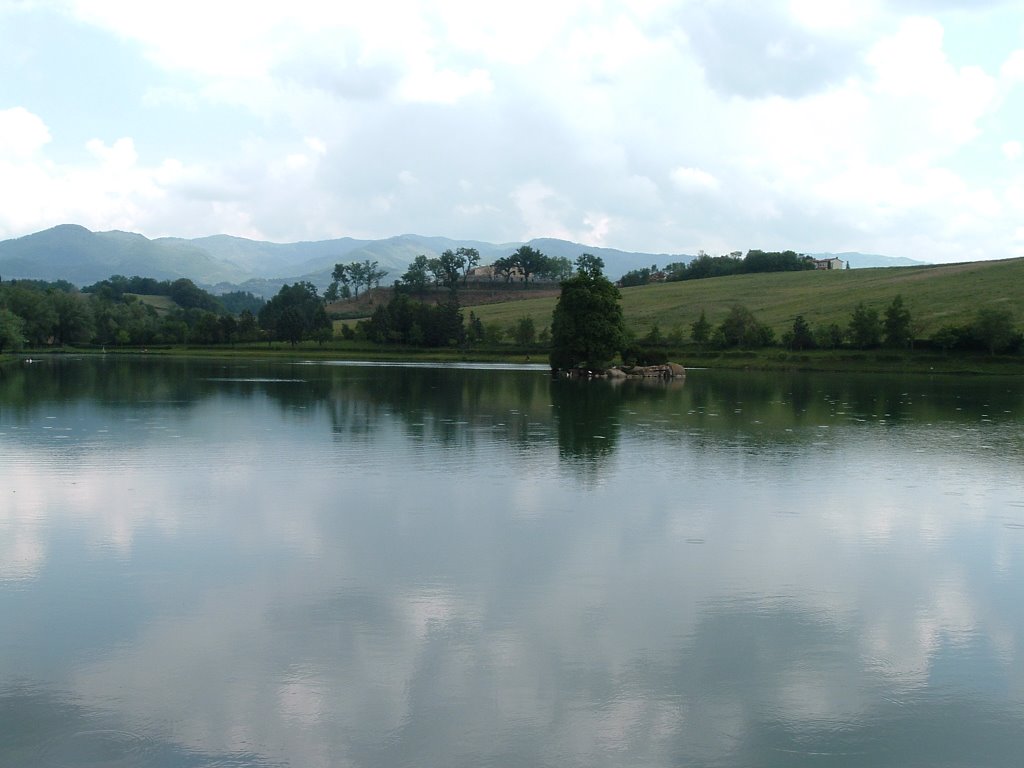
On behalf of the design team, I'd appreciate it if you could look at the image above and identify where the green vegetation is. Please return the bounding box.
[258,282,331,345]
[466,258,1024,342]
[620,249,816,286]
[550,255,625,370]
[2,255,1023,376]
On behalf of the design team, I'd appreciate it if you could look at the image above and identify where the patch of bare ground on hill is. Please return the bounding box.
[327,284,561,317]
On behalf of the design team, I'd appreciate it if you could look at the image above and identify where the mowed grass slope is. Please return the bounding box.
[468,258,1024,337]
[125,293,178,313]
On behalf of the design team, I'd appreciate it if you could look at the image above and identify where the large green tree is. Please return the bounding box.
[716,305,775,348]
[512,245,550,284]
[0,308,25,353]
[258,282,331,345]
[401,255,432,294]
[549,255,625,370]
[848,302,882,348]
[883,294,913,349]
[972,307,1017,355]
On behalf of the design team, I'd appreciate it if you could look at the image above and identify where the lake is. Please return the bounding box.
[2,356,1023,767]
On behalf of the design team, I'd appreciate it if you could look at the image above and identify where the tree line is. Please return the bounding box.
[0,275,266,353]
[620,249,819,286]
[396,245,573,293]
[631,297,1020,357]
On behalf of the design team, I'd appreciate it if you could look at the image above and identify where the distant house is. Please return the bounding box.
[811,257,846,270]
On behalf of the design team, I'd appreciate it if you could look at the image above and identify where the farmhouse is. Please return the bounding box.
[811,257,846,270]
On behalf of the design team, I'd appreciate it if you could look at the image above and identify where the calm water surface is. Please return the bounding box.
[1,356,1023,767]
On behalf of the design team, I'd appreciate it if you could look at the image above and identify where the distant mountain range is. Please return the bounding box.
[0,224,926,297]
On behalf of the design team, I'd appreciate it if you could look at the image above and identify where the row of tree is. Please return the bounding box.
[628,297,1019,356]
[399,248,480,293]
[620,250,819,286]
[325,260,389,301]
[396,245,574,293]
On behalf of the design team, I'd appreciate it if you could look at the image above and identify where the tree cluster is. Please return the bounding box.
[491,246,572,284]
[620,250,817,286]
[549,254,625,370]
[357,293,465,346]
[0,276,269,352]
[326,260,389,301]
[258,282,332,345]
[400,247,480,293]
[930,308,1021,355]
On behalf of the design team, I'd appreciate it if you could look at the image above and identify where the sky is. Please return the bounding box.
[1,1,1024,263]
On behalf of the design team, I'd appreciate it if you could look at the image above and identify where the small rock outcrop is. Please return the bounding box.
[553,363,685,379]
[616,363,686,379]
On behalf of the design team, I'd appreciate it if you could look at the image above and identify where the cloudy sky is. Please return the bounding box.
[1,1,1023,262]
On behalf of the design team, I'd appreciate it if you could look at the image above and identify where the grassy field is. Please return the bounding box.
[126,293,178,313]
[464,258,1024,338]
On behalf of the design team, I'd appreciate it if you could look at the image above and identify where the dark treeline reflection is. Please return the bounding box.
[314,365,551,451]
[2,358,1021,454]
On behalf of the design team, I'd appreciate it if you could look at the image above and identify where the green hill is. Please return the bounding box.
[466,258,1024,338]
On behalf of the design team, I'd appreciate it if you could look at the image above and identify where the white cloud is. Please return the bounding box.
[397,66,493,104]
[2,2,1023,260]
[0,106,51,157]
[670,166,721,193]
[788,0,881,30]
[1002,141,1022,160]
[1001,49,1024,82]
[86,136,138,167]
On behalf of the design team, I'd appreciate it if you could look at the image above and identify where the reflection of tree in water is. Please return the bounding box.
[551,379,624,471]
[320,367,552,449]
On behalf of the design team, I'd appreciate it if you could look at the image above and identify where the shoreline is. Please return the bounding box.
[5,344,1024,376]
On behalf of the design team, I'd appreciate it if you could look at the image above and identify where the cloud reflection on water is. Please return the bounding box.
[1,360,1023,766]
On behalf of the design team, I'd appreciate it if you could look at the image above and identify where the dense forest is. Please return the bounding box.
[0,275,265,352]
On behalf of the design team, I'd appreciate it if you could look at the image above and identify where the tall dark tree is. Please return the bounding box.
[784,314,816,351]
[690,310,711,348]
[883,294,913,349]
[331,262,351,298]
[549,255,625,370]
[848,302,882,348]
[437,249,464,291]
[457,247,480,284]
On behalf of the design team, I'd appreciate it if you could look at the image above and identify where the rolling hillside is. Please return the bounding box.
[2,224,925,299]
[466,258,1024,338]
